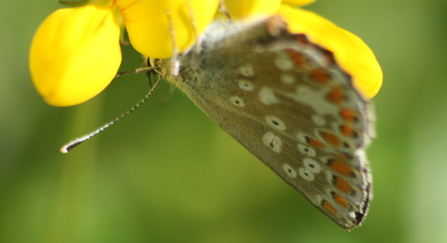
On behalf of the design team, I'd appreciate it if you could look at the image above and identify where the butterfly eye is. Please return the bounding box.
[147,57,159,68]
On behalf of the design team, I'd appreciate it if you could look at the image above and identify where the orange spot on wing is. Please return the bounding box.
[329,159,354,177]
[340,125,354,137]
[333,153,349,160]
[286,49,307,68]
[327,87,344,105]
[340,108,357,122]
[333,176,351,194]
[306,137,326,149]
[321,131,341,147]
[322,200,338,216]
[310,68,330,85]
[332,192,349,208]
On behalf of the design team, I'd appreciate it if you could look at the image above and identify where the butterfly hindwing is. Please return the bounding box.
[154,15,373,229]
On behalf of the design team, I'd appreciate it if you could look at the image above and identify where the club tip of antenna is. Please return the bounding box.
[60,146,70,154]
[59,138,85,154]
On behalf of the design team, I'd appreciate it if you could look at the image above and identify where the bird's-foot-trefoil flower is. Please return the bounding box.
[30,0,219,106]
[29,0,381,106]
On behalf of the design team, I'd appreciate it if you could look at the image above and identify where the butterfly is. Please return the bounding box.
[147,15,374,229]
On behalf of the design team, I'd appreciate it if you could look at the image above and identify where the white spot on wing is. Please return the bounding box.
[284,86,337,115]
[282,164,297,178]
[259,87,278,105]
[229,96,245,108]
[238,80,254,91]
[265,116,286,131]
[312,115,326,126]
[281,74,295,84]
[296,132,307,143]
[262,132,282,153]
[299,167,315,181]
[275,57,294,71]
[239,64,255,77]
[297,144,316,157]
[303,158,321,174]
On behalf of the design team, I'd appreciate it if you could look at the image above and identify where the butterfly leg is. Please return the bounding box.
[164,10,180,76]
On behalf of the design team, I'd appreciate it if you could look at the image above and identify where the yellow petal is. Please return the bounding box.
[281,0,316,7]
[30,4,122,106]
[224,0,281,19]
[278,5,382,99]
[112,0,219,58]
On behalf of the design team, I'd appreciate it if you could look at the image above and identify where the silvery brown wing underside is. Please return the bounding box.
[154,16,373,230]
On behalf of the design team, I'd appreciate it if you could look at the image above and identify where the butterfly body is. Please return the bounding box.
[151,15,373,230]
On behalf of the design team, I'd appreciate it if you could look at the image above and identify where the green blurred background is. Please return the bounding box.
[2,0,447,242]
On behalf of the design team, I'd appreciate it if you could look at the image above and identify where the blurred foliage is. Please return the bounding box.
[2,0,447,242]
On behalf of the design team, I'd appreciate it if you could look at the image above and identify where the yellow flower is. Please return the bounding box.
[30,0,219,106]
[30,0,381,106]
[114,0,219,58]
[30,3,121,106]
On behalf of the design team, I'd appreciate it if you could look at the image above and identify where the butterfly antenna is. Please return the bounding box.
[60,71,160,153]
[115,66,154,78]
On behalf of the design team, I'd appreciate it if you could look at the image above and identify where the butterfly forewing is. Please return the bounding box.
[155,15,373,230]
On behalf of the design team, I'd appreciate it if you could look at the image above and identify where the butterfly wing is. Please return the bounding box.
[159,16,373,230]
